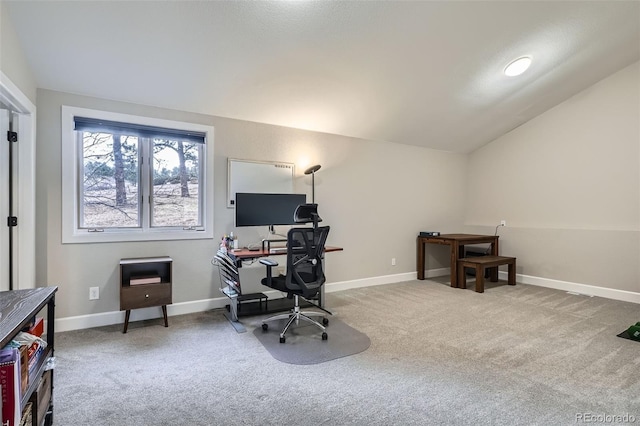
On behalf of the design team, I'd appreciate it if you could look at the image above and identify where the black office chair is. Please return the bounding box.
[260,204,331,343]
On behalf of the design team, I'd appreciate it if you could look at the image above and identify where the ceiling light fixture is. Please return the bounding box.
[504,56,532,77]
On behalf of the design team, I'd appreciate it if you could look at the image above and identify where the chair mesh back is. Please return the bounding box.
[285,226,330,298]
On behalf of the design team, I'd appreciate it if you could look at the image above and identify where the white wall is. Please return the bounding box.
[0,2,36,104]
[36,89,466,326]
[465,61,640,297]
[0,3,38,292]
[31,56,640,328]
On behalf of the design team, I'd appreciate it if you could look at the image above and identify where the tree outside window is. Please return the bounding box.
[62,106,214,244]
[79,131,203,229]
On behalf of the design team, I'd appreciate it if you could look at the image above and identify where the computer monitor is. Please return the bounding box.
[235,193,307,231]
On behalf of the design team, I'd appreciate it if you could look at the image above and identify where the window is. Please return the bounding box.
[62,106,214,243]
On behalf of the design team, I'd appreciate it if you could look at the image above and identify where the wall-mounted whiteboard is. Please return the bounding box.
[227,158,295,207]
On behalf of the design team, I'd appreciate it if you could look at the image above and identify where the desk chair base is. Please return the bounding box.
[261,295,329,343]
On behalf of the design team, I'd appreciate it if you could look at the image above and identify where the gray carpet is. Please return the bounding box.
[52,278,640,425]
[253,316,371,364]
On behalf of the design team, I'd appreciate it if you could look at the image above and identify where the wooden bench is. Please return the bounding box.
[457,255,516,293]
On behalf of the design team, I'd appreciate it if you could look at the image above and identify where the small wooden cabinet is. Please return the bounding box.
[119,257,172,333]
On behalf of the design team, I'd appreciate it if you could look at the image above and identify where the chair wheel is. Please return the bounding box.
[322,318,329,325]
[279,336,286,343]
[262,323,268,331]
[322,332,328,340]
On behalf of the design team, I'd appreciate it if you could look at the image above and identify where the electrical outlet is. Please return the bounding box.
[391,258,396,266]
[500,220,506,227]
[89,287,99,300]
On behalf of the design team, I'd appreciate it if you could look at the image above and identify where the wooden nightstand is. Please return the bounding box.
[120,257,172,333]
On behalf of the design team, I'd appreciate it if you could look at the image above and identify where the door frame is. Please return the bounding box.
[0,71,36,290]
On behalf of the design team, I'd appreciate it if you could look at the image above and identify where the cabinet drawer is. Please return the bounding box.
[121,283,171,310]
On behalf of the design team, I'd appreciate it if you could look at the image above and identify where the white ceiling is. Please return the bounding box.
[5,1,640,153]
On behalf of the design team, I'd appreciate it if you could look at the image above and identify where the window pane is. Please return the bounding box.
[80,132,140,228]
[151,139,201,227]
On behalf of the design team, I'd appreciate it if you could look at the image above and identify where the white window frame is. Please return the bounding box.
[61,106,214,243]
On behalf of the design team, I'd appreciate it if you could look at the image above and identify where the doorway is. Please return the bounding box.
[0,73,36,291]
[0,107,12,291]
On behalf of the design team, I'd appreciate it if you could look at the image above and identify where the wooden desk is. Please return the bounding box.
[231,246,343,259]
[416,234,498,287]
[228,245,343,310]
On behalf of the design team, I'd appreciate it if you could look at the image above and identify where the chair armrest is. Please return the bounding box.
[259,258,278,267]
[260,258,279,284]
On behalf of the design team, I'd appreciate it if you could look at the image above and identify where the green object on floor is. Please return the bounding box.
[626,325,640,341]
[616,323,640,342]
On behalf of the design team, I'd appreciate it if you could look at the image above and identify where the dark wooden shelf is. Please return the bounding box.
[0,286,57,426]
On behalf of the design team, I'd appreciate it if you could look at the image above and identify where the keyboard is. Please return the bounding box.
[269,247,288,254]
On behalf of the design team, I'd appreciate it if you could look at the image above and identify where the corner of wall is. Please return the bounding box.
[0,2,37,105]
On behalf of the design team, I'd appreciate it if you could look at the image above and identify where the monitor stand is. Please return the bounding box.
[261,225,287,251]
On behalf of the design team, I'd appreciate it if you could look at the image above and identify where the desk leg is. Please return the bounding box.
[458,262,466,289]
[417,238,425,280]
[476,266,485,293]
[229,296,239,322]
[162,305,169,327]
[508,260,516,286]
[491,239,499,256]
[450,243,458,288]
[489,239,499,281]
[123,310,131,334]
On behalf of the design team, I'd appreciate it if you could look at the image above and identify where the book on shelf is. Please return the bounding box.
[25,318,44,338]
[0,348,21,426]
[27,342,45,378]
[6,332,48,395]
[17,347,27,396]
[19,402,32,426]
[129,275,162,285]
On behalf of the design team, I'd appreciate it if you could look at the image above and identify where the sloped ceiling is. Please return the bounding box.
[4,0,640,153]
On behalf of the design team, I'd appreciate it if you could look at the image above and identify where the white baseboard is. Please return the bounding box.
[501,271,640,304]
[56,297,230,333]
[325,267,449,293]
[55,267,638,332]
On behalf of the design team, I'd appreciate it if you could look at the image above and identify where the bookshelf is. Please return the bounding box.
[119,257,172,333]
[0,286,57,426]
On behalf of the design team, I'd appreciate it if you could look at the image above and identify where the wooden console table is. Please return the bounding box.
[416,234,499,287]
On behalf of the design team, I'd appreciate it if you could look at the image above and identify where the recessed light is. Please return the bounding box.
[504,56,532,77]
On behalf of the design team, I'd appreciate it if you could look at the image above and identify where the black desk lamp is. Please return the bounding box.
[304,164,321,203]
